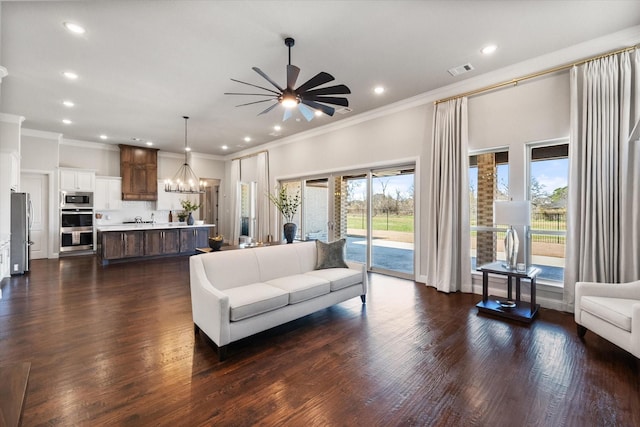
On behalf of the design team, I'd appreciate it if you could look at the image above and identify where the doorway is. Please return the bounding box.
[199,178,220,237]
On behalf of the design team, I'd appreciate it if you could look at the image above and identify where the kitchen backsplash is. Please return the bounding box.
[94,201,176,226]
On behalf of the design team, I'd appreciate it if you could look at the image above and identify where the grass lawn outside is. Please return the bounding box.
[347,214,414,232]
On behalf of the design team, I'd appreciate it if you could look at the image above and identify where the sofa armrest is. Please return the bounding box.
[575,280,640,323]
[189,256,231,346]
[632,302,640,358]
[346,261,368,296]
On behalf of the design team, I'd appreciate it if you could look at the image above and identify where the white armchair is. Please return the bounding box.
[575,280,640,358]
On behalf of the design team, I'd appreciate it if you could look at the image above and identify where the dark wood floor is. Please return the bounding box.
[1,255,639,426]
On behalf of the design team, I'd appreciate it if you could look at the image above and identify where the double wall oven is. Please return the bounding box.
[60,192,94,254]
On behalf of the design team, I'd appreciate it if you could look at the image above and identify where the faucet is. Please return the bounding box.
[135,216,142,224]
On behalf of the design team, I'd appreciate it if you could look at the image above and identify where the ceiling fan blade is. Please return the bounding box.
[301,84,351,97]
[230,78,280,95]
[252,67,284,92]
[283,108,293,121]
[258,102,279,116]
[224,92,278,96]
[301,99,335,116]
[301,95,349,107]
[295,71,335,93]
[298,103,315,122]
[235,99,276,107]
[287,65,300,90]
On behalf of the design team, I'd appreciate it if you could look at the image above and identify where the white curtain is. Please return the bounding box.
[564,48,640,311]
[229,159,241,245]
[256,152,271,242]
[425,97,472,293]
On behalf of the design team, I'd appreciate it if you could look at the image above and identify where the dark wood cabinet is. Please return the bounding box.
[119,144,158,201]
[180,227,209,253]
[101,231,144,260]
[99,226,212,265]
[144,229,180,256]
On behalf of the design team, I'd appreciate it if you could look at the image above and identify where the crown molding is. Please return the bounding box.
[0,112,25,124]
[61,138,119,151]
[22,128,62,140]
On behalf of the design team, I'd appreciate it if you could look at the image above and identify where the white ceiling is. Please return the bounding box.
[1,1,639,156]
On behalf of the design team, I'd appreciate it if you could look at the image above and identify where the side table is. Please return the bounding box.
[476,261,541,323]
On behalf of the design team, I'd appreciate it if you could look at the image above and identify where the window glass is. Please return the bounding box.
[469,151,509,270]
[529,143,569,282]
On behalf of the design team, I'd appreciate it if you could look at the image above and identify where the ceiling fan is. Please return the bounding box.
[225,37,351,121]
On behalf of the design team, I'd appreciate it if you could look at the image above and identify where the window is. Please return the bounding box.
[469,150,509,270]
[528,143,569,282]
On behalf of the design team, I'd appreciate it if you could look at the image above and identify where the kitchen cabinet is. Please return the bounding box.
[180,227,209,253]
[95,177,122,210]
[100,230,144,260]
[98,225,213,264]
[1,152,19,191]
[60,168,95,191]
[119,144,158,201]
[144,229,179,256]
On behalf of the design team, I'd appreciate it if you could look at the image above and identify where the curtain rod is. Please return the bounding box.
[231,149,269,162]
[435,44,639,105]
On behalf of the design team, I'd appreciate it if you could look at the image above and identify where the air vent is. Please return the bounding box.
[448,63,474,77]
[336,107,353,115]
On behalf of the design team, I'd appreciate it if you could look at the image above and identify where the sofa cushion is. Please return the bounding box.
[266,274,330,304]
[315,239,348,270]
[306,268,362,291]
[225,283,289,321]
[254,244,303,281]
[581,296,635,332]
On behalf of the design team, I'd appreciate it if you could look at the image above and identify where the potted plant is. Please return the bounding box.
[180,199,201,225]
[268,185,301,243]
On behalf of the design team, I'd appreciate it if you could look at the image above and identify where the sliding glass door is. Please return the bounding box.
[278,164,415,278]
[370,168,415,276]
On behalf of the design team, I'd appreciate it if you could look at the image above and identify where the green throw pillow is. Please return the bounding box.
[315,239,349,270]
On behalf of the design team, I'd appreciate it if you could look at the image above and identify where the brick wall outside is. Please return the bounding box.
[476,153,496,266]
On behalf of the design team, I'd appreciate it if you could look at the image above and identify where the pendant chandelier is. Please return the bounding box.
[164,116,204,194]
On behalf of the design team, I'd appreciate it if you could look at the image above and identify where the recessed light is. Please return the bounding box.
[146,141,153,146]
[63,22,86,35]
[274,125,281,131]
[244,137,251,142]
[62,100,75,107]
[221,145,228,150]
[374,86,385,94]
[62,119,72,125]
[99,134,108,140]
[314,110,323,117]
[63,71,78,80]
[481,44,497,55]
[185,147,191,152]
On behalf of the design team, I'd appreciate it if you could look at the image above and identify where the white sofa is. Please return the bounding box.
[189,240,367,360]
[575,280,640,358]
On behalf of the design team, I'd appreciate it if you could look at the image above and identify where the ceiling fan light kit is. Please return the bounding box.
[164,116,205,194]
[226,37,351,121]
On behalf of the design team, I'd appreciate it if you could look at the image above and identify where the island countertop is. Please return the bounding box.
[96,223,216,232]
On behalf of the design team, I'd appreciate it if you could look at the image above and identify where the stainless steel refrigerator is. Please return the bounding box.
[10,192,32,275]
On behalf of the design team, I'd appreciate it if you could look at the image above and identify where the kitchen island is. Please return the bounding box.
[97,223,215,265]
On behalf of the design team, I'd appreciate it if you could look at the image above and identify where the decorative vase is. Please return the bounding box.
[187,212,194,225]
[209,237,223,251]
[283,222,297,244]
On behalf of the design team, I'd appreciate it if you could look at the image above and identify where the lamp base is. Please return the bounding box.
[504,226,519,270]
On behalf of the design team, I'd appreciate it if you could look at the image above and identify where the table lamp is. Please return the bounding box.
[494,201,531,269]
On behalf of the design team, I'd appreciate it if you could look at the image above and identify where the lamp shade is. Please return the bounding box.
[494,201,531,226]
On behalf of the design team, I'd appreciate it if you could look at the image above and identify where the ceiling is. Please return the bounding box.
[1,1,639,156]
